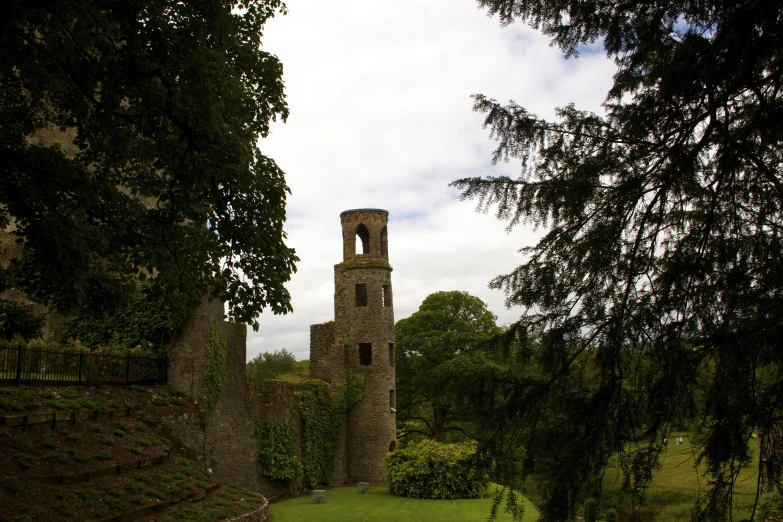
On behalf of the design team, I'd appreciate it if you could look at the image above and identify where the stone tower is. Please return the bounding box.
[309,208,397,483]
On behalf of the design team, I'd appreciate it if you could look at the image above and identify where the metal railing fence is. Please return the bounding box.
[0,345,167,386]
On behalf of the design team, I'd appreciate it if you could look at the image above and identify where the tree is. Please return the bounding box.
[395,291,501,442]
[247,347,296,390]
[452,0,783,520]
[0,0,297,330]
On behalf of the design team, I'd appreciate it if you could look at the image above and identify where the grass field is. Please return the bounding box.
[517,433,762,521]
[270,484,540,522]
[600,433,760,521]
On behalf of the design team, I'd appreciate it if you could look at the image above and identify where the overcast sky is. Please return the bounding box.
[248,0,617,362]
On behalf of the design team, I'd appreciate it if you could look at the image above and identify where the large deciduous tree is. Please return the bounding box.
[395,291,501,443]
[0,0,297,330]
[452,0,783,519]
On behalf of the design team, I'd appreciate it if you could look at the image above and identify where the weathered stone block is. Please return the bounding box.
[312,490,327,504]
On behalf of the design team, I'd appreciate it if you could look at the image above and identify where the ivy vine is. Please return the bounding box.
[297,368,364,487]
[198,322,227,420]
[254,419,303,482]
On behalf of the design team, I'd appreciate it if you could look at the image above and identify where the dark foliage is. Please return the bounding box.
[452,0,783,520]
[0,0,297,329]
[0,300,44,340]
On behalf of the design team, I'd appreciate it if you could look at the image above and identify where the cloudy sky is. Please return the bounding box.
[247,0,617,362]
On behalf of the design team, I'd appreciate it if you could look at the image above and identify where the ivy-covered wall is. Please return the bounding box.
[163,299,372,499]
[163,298,270,495]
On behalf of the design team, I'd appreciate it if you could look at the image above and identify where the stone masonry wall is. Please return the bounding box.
[335,263,396,483]
[331,209,397,484]
[164,298,292,499]
[165,208,399,495]
[308,321,337,383]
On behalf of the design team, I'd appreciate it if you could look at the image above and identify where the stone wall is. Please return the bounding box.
[318,209,397,484]
[308,321,338,383]
[164,298,292,499]
[164,208,399,494]
[335,262,396,483]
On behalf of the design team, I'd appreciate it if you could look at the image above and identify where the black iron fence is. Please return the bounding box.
[0,345,167,386]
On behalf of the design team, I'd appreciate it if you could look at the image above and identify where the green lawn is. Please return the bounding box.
[601,433,760,521]
[270,484,540,522]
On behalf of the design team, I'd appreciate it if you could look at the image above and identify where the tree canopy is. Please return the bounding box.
[452,0,783,519]
[395,291,501,443]
[246,347,296,389]
[0,0,297,330]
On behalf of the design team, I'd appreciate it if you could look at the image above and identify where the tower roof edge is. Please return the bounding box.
[339,208,388,217]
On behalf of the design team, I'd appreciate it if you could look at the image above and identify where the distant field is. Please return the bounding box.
[269,484,539,522]
[601,433,760,521]
[519,433,761,521]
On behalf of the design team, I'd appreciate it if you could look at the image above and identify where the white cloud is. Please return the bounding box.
[248,0,617,362]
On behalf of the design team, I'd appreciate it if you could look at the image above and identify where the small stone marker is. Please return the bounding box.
[358,482,370,494]
[312,490,327,504]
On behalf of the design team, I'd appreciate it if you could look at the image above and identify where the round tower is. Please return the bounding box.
[334,209,396,483]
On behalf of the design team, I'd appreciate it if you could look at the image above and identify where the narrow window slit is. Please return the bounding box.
[355,283,367,307]
[359,343,372,366]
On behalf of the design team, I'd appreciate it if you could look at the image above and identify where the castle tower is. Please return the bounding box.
[335,209,396,483]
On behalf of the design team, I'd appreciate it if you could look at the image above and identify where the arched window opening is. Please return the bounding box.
[389,343,395,366]
[389,389,396,409]
[389,440,397,452]
[356,224,370,255]
[380,226,388,258]
[382,284,392,307]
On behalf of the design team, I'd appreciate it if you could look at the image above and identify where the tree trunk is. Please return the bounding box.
[432,404,447,442]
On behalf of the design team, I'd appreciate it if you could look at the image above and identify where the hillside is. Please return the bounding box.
[0,384,267,521]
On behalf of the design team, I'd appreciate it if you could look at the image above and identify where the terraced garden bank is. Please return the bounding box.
[0,385,268,521]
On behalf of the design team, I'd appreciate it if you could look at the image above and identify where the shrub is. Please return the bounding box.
[45,451,70,463]
[96,434,113,445]
[16,453,37,468]
[384,439,492,499]
[604,508,619,522]
[12,434,35,452]
[759,492,783,521]
[72,451,90,462]
[584,498,597,522]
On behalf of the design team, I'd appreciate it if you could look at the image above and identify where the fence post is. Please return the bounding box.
[78,353,83,383]
[15,345,22,385]
[125,353,131,384]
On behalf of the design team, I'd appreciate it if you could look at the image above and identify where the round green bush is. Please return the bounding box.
[383,439,491,499]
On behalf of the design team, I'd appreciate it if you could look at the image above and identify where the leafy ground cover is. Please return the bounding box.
[269,484,539,522]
